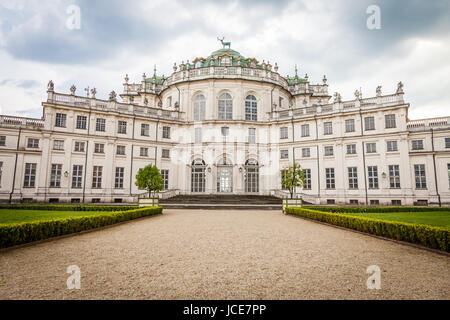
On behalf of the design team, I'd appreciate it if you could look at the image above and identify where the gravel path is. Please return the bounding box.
[0,209,449,300]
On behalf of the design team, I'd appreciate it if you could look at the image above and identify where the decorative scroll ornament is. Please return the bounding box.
[70,85,76,95]
[47,80,54,92]
[396,81,404,94]
[109,90,117,101]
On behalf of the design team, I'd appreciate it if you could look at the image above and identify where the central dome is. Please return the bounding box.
[208,48,244,60]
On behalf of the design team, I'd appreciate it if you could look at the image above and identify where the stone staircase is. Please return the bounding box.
[159,195,282,210]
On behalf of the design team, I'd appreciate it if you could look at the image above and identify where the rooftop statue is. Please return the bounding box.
[397,81,404,94]
[376,85,382,97]
[47,80,54,92]
[70,85,76,95]
[217,36,231,49]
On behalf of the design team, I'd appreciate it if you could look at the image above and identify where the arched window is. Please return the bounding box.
[245,95,257,121]
[193,94,206,121]
[218,93,233,120]
[195,61,202,68]
[245,159,259,193]
[191,159,206,193]
[221,56,231,66]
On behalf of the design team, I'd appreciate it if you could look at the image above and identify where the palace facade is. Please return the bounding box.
[0,44,450,205]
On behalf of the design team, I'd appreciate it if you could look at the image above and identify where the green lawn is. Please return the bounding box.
[338,211,450,228]
[0,210,107,224]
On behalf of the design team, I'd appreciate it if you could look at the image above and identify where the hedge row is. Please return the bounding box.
[285,207,449,252]
[0,206,163,248]
[0,205,140,212]
[304,206,450,213]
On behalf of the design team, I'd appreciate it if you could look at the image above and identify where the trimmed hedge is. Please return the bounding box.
[304,206,450,213]
[285,207,450,252]
[0,205,139,212]
[0,206,162,248]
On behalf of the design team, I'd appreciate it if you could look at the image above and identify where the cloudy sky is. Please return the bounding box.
[0,0,449,119]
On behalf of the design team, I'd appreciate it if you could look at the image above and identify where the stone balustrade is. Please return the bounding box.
[407,116,450,130]
[0,115,44,128]
[48,92,183,121]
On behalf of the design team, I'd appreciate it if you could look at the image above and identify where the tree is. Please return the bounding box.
[135,164,164,198]
[281,162,306,199]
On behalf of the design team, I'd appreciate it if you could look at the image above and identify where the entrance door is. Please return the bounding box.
[217,167,233,193]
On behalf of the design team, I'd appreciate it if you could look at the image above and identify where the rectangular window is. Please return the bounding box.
[92,166,103,189]
[348,167,358,189]
[347,144,356,155]
[324,122,333,135]
[387,141,398,152]
[364,116,375,131]
[94,143,104,154]
[141,124,150,137]
[72,165,83,189]
[162,149,170,159]
[140,147,148,157]
[445,138,450,148]
[118,121,127,134]
[0,136,5,146]
[385,114,396,129]
[248,128,255,144]
[50,164,62,188]
[301,124,310,137]
[74,141,85,152]
[53,140,64,151]
[414,164,427,189]
[280,127,288,139]
[350,200,359,205]
[366,143,377,153]
[116,145,126,155]
[280,150,289,159]
[76,116,87,130]
[368,166,379,189]
[302,148,310,158]
[389,165,401,189]
[115,167,124,189]
[448,164,450,188]
[161,170,169,190]
[55,113,67,128]
[370,200,380,206]
[23,163,37,188]
[281,169,288,190]
[326,168,335,189]
[304,169,311,190]
[96,118,106,132]
[392,200,402,206]
[412,140,424,150]
[27,138,39,148]
[162,126,171,139]
[345,119,355,133]
[195,127,203,144]
[324,146,334,156]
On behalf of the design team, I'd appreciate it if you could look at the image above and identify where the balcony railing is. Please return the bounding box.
[407,117,450,130]
[0,115,44,128]
[47,93,183,121]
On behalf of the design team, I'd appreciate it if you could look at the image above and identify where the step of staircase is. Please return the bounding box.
[160,195,282,210]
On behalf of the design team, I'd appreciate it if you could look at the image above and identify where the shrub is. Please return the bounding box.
[304,206,450,213]
[0,205,139,212]
[0,207,163,249]
[285,207,449,252]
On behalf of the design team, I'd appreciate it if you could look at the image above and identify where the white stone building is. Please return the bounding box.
[0,44,449,205]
